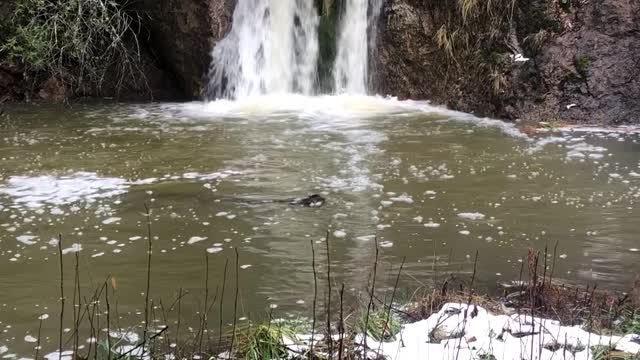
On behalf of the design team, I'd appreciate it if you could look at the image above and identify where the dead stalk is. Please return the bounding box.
[338,283,345,360]
[218,258,229,349]
[199,252,210,354]
[142,203,153,353]
[35,318,43,360]
[325,230,333,358]
[229,248,240,355]
[58,234,65,360]
[310,239,318,359]
[376,257,405,358]
[362,236,380,357]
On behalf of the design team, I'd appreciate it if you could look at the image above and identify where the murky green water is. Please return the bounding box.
[1,96,639,356]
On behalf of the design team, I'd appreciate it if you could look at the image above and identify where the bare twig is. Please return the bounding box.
[58,234,64,360]
[325,230,333,358]
[376,257,405,357]
[229,249,240,355]
[35,318,43,360]
[142,203,153,353]
[363,236,380,356]
[310,239,318,359]
[338,283,345,360]
[218,258,229,349]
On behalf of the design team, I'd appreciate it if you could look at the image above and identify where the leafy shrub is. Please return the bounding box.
[0,0,146,95]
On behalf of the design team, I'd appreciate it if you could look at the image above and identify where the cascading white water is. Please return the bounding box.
[207,0,319,99]
[207,0,382,99]
[333,0,383,94]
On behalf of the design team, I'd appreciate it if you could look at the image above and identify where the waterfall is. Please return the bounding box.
[206,0,382,100]
[333,0,383,94]
[207,0,319,99]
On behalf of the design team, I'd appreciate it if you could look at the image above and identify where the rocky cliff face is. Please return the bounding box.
[1,0,235,102]
[375,0,640,125]
[138,0,236,98]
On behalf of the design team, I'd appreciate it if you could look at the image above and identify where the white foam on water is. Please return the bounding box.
[144,95,526,194]
[333,230,347,238]
[458,212,486,221]
[390,194,414,204]
[187,236,207,245]
[0,172,128,209]
[529,136,567,153]
[171,94,525,138]
[181,170,242,181]
[61,243,82,255]
[0,170,243,210]
[23,335,37,343]
[16,235,37,245]
[568,142,607,153]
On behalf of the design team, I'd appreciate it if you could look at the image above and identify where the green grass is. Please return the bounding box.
[616,307,640,335]
[237,321,302,360]
[591,344,638,360]
[358,309,401,342]
[575,54,591,76]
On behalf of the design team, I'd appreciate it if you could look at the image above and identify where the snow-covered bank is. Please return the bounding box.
[366,303,640,360]
[278,303,640,360]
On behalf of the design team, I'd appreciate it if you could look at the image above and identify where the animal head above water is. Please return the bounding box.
[291,194,325,207]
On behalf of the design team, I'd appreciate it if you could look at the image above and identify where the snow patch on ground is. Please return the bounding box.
[366,303,640,360]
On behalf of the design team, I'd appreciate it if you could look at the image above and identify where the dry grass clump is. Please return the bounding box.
[405,248,640,339]
[427,0,517,95]
[406,279,500,322]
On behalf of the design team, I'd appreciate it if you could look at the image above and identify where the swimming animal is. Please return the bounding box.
[219,194,326,208]
[288,194,325,207]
